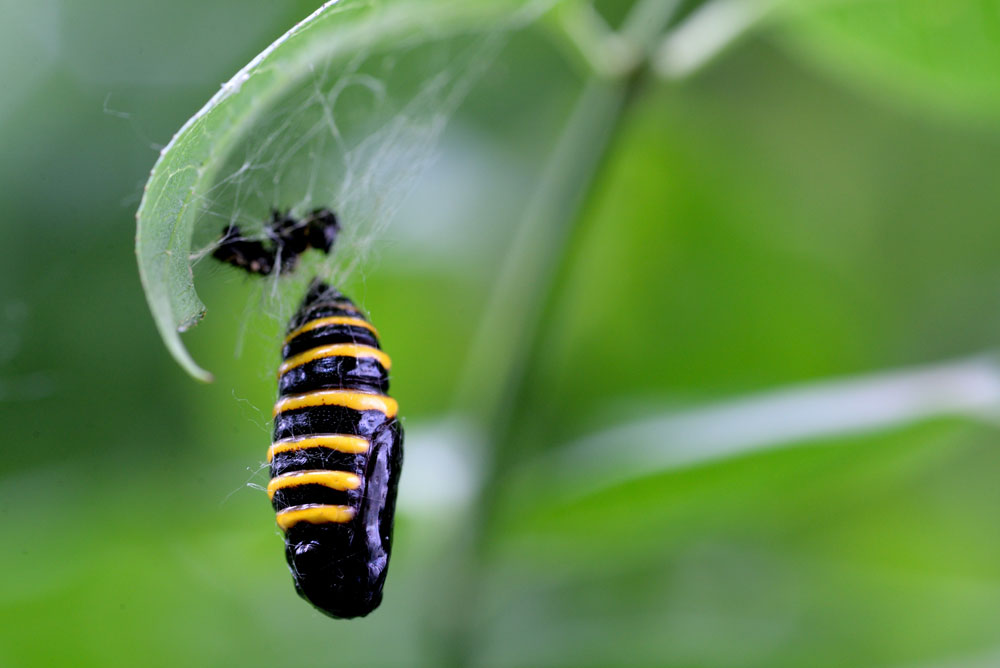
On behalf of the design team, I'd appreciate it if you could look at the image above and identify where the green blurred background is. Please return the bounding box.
[4,0,1000,666]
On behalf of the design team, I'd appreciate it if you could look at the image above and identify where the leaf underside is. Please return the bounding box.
[135,0,552,381]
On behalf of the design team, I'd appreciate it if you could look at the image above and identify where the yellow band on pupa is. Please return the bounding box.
[273,390,398,418]
[276,504,355,531]
[267,435,370,461]
[284,317,378,345]
[267,470,362,499]
[278,343,391,376]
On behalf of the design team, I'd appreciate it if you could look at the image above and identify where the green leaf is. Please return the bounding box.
[775,0,1000,121]
[509,356,1000,505]
[135,0,554,382]
[485,419,1000,667]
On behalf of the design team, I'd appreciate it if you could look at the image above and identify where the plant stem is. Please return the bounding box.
[654,0,776,79]
[544,1,637,79]
[620,0,683,54]
[440,1,685,663]
[455,77,629,426]
[440,75,634,668]
[455,0,681,437]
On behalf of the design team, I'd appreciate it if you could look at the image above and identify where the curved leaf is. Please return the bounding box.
[136,0,554,381]
[514,356,1000,503]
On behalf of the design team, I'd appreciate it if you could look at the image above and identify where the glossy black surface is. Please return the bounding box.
[286,281,357,329]
[273,405,389,443]
[282,325,381,359]
[271,484,358,512]
[270,448,366,478]
[278,355,389,395]
[282,420,402,619]
[272,279,403,619]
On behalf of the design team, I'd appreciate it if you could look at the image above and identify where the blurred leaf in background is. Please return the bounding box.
[4,0,1000,666]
